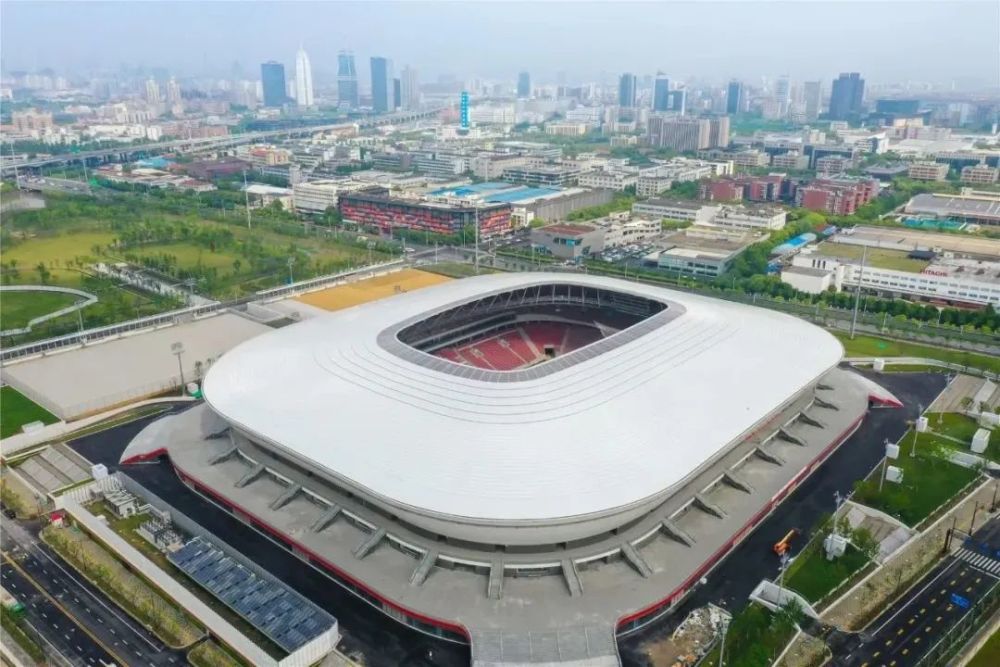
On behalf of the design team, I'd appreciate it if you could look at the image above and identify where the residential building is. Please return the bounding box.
[11,109,54,135]
[802,81,822,121]
[961,164,999,185]
[632,199,720,223]
[771,153,810,170]
[295,47,315,107]
[648,116,710,151]
[399,66,419,110]
[238,144,292,167]
[815,156,854,174]
[828,72,865,120]
[796,176,879,215]
[165,77,182,107]
[907,161,950,181]
[261,61,287,107]
[726,80,744,115]
[653,73,670,112]
[370,57,395,113]
[618,73,637,108]
[708,116,730,149]
[517,71,531,98]
[145,77,161,106]
[337,51,359,107]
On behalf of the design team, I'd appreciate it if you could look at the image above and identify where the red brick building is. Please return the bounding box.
[339,188,512,237]
[795,177,880,215]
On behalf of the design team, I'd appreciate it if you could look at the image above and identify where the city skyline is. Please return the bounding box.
[2,1,998,88]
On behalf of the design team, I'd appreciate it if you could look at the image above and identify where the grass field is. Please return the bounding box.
[967,629,1000,667]
[295,268,452,312]
[785,543,871,602]
[126,242,243,273]
[1,289,82,330]
[0,386,58,438]
[817,242,930,272]
[2,231,117,287]
[834,333,1000,375]
[852,441,980,527]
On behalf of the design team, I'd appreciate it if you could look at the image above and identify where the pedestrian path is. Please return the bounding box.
[954,547,1000,577]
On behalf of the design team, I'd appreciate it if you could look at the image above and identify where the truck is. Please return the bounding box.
[1,586,26,619]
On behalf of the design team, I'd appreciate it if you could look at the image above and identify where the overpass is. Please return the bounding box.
[0,107,444,175]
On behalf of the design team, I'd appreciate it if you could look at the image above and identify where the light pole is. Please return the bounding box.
[910,403,923,457]
[287,257,295,284]
[171,342,186,390]
[718,618,730,667]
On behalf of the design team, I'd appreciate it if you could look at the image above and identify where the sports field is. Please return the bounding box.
[295,269,452,312]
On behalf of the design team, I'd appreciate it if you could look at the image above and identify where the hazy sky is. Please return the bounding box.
[2,1,998,86]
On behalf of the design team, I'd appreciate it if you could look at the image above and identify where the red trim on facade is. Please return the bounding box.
[120,447,168,465]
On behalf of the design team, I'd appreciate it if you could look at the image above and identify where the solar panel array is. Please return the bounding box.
[168,537,334,652]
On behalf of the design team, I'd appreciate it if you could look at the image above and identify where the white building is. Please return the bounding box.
[709,205,787,231]
[469,105,515,125]
[295,46,315,107]
[399,66,419,111]
[632,198,720,223]
[578,170,637,191]
[293,179,369,215]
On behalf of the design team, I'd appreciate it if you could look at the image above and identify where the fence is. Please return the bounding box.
[0,259,406,365]
[0,285,99,337]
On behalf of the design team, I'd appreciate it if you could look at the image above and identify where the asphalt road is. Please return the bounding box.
[1,556,114,667]
[69,370,944,667]
[834,517,1000,667]
[1,516,185,667]
[618,370,948,665]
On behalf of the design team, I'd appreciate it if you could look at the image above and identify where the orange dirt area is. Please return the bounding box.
[294,269,453,312]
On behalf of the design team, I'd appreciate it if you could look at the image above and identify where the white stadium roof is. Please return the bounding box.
[203,273,843,523]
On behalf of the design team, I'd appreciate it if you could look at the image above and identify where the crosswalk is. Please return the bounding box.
[955,548,1000,577]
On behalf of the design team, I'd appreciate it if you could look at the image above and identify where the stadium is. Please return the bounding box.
[122,273,901,665]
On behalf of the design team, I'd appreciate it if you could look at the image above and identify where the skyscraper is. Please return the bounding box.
[618,73,637,108]
[260,61,287,108]
[337,51,359,107]
[370,57,395,113]
[803,81,822,121]
[165,77,181,106]
[828,72,865,120]
[667,89,686,114]
[399,66,419,110]
[295,46,314,107]
[652,72,670,112]
[517,71,531,98]
[145,77,161,105]
[774,75,791,116]
[393,78,401,111]
[726,80,744,114]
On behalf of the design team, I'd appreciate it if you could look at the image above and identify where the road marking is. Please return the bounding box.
[949,579,956,585]
[946,604,954,611]
[885,639,892,646]
[908,618,915,625]
[926,626,932,632]
[872,561,958,635]
[873,651,880,658]
[936,616,942,621]
[930,598,937,604]
[897,628,904,636]
[919,608,926,614]
[914,637,921,644]
[902,648,909,655]
[966,586,973,592]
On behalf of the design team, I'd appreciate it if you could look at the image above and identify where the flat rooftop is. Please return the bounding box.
[906,192,1000,221]
[841,225,1000,260]
[536,223,596,236]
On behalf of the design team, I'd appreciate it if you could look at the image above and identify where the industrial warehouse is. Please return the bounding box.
[120,273,902,666]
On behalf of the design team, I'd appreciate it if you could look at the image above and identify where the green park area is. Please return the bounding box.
[851,436,980,527]
[815,242,930,273]
[0,386,58,439]
[1,289,84,331]
[834,332,1000,375]
[700,603,803,667]
[785,542,872,604]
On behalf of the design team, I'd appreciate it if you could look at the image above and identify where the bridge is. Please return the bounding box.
[0,108,444,175]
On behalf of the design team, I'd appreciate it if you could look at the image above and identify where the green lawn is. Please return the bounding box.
[928,412,984,444]
[1,289,83,330]
[125,242,242,274]
[0,386,58,438]
[967,629,1000,667]
[834,333,1000,375]
[2,230,117,287]
[785,544,872,603]
[700,603,803,667]
[816,242,930,272]
[852,439,980,527]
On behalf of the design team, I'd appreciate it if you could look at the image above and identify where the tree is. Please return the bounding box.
[35,262,51,284]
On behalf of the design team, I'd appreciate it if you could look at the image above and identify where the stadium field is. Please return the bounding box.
[294,269,452,312]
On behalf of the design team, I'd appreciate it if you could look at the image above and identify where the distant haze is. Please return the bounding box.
[2,0,997,86]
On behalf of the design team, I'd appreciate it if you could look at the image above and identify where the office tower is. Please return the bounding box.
[726,80,744,114]
[145,77,161,105]
[828,72,865,120]
[460,91,470,130]
[652,72,670,112]
[337,51,359,107]
[667,89,686,114]
[517,71,531,98]
[295,46,314,107]
[618,73,637,108]
[648,116,711,151]
[774,75,790,116]
[399,66,419,110]
[708,116,730,148]
[803,81,822,121]
[261,61,287,107]
[165,77,181,105]
[393,78,401,111]
[370,56,395,113]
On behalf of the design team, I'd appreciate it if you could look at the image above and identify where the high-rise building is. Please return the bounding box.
[399,66,419,110]
[828,72,865,120]
[708,116,730,149]
[371,57,395,113]
[261,61,287,107]
[145,77,161,105]
[618,73,637,109]
[337,51,359,107]
[648,116,710,152]
[667,89,686,114]
[652,72,670,112]
[295,46,314,107]
[517,71,531,98]
[803,81,822,121]
[774,75,791,116]
[165,77,182,106]
[726,80,744,114]
[460,91,470,130]
[393,78,401,111]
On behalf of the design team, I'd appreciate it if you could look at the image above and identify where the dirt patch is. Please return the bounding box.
[294,269,451,312]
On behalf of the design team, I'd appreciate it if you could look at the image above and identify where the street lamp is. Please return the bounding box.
[910,402,923,458]
[171,342,186,390]
[718,618,730,667]
[287,257,295,284]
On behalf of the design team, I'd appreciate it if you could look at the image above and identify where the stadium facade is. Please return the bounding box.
[123,273,901,666]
